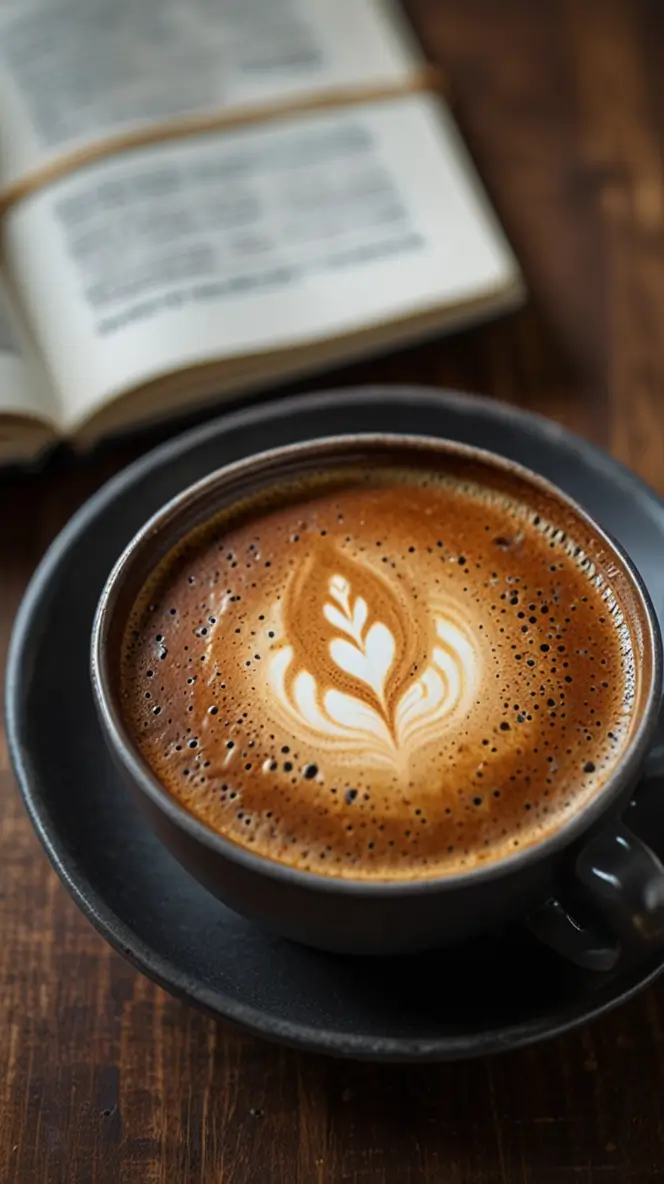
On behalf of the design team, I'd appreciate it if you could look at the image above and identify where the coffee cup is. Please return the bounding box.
[91,434,664,967]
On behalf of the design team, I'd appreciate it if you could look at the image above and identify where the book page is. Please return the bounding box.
[0,273,54,423]
[3,95,522,436]
[0,0,419,189]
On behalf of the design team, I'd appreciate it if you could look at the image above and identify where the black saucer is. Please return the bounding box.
[8,387,664,1062]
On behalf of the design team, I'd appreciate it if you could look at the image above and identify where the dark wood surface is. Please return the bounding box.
[3,2,664,1180]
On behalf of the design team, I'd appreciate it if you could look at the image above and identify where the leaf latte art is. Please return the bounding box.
[268,550,480,766]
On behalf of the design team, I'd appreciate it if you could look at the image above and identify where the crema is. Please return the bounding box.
[120,464,636,880]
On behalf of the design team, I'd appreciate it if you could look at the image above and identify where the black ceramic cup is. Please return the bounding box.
[91,434,664,968]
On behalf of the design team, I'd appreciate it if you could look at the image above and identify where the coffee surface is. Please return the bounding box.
[120,463,637,880]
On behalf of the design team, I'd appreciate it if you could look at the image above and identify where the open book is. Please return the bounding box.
[0,0,524,463]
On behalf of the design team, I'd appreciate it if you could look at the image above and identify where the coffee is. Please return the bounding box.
[120,459,638,881]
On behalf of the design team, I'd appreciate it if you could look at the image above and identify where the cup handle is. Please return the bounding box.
[528,706,664,971]
[528,822,664,970]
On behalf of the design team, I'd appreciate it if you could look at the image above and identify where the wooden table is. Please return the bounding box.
[3,2,664,1180]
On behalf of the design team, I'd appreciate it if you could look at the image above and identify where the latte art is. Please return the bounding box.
[121,462,638,882]
[268,561,480,767]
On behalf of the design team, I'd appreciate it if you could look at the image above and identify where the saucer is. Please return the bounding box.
[8,386,664,1062]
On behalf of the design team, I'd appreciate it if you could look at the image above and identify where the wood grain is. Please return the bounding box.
[3,2,664,1180]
